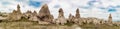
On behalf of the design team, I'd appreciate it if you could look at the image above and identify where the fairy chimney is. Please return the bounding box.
[25,10,32,17]
[17,4,21,14]
[58,8,65,18]
[75,8,80,19]
[108,14,112,23]
[68,13,75,22]
[38,4,53,22]
[33,11,37,15]
[7,4,22,21]
[55,8,67,25]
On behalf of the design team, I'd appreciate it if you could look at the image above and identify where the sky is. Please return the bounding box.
[0,0,120,21]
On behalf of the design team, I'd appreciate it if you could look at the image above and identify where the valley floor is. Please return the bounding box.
[0,21,120,29]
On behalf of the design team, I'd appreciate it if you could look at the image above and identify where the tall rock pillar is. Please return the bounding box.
[75,8,80,19]
[108,14,112,23]
[55,8,67,25]
[17,4,21,14]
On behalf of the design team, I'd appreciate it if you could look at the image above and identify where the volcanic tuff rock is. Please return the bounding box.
[108,14,112,23]
[7,4,22,21]
[73,8,81,23]
[32,11,37,16]
[37,4,54,22]
[25,10,32,17]
[75,8,80,19]
[68,13,75,22]
[55,8,67,25]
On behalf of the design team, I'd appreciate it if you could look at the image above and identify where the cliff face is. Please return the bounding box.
[37,4,53,22]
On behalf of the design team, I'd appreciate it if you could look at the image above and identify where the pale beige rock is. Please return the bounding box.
[7,4,22,21]
[75,8,80,19]
[29,16,39,21]
[32,11,37,16]
[55,8,67,25]
[37,4,53,23]
[74,8,81,24]
[17,4,21,14]
[68,13,74,22]
[25,10,32,17]
[108,14,112,23]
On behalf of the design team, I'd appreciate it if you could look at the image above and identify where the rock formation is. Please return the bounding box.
[7,4,22,21]
[108,14,112,23]
[17,4,21,14]
[37,4,54,23]
[58,8,64,18]
[74,8,81,23]
[75,8,80,18]
[32,11,37,16]
[55,8,67,25]
[68,13,75,23]
[29,11,38,21]
[25,10,32,17]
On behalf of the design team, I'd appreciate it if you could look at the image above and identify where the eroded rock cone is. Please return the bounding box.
[75,8,80,19]
[58,8,64,18]
[108,14,112,23]
[17,4,22,14]
[38,4,53,22]
[25,10,38,21]
[8,4,22,21]
[25,10,32,18]
[68,13,75,22]
[56,8,67,25]
[33,11,37,16]
[73,8,81,23]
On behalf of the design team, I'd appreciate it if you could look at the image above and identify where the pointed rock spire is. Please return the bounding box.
[75,8,80,18]
[33,11,37,14]
[17,4,21,14]
[55,8,67,25]
[39,4,50,16]
[38,4,53,22]
[26,10,32,13]
[108,13,112,23]
[17,4,20,9]
[109,14,112,18]
[12,10,17,14]
[68,13,74,22]
[69,13,72,19]
[58,8,64,18]
[33,11,37,15]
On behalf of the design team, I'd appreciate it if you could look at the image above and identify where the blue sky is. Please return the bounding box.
[0,0,120,21]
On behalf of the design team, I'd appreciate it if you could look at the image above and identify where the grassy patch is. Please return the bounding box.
[80,24,120,29]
